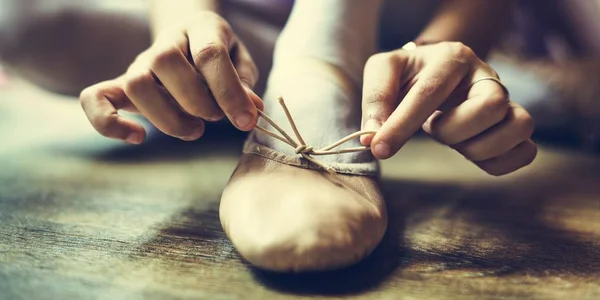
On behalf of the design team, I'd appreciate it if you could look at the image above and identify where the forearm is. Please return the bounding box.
[149,0,220,39]
[417,0,514,58]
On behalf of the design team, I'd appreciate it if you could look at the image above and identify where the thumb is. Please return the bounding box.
[80,77,146,144]
[360,52,403,146]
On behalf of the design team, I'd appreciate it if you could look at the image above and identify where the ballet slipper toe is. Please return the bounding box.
[220,153,387,272]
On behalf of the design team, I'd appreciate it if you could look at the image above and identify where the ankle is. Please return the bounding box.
[261,58,362,127]
[272,0,384,86]
[257,58,368,164]
[267,58,359,101]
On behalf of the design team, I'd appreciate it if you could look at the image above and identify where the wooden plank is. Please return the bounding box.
[0,80,599,299]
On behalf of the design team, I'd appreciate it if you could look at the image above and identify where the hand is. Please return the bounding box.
[80,11,262,144]
[361,42,537,176]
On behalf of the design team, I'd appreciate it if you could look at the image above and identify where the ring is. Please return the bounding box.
[401,41,417,51]
[470,76,510,97]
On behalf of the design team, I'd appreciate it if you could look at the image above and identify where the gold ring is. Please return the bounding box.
[470,76,509,97]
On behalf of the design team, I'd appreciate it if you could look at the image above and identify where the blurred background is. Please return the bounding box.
[0,0,599,152]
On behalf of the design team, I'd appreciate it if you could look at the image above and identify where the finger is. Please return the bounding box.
[454,103,535,161]
[245,86,264,111]
[231,41,259,91]
[80,79,146,144]
[361,52,405,147]
[423,81,510,145]
[475,139,537,176]
[123,64,205,141]
[149,32,223,121]
[231,40,263,111]
[187,18,258,131]
[372,46,473,158]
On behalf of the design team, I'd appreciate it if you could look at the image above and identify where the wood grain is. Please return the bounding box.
[0,80,599,299]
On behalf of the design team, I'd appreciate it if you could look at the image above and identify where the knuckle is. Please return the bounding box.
[216,19,233,40]
[79,86,96,106]
[130,52,151,70]
[79,84,106,111]
[79,86,92,101]
[92,112,117,137]
[514,109,535,137]
[366,52,396,68]
[193,42,228,65]
[443,41,476,63]
[483,92,510,121]
[451,41,474,57]
[150,46,181,70]
[123,71,153,96]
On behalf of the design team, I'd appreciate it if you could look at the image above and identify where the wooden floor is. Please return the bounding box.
[1,80,599,299]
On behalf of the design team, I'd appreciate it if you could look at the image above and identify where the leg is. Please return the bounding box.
[222,1,287,97]
[0,0,150,95]
[220,0,387,272]
[0,0,285,96]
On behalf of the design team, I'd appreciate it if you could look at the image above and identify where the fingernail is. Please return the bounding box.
[125,132,143,144]
[234,112,254,129]
[373,142,391,158]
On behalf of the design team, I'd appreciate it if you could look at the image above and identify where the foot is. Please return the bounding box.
[219,59,388,272]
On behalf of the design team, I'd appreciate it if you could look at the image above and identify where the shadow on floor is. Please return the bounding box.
[379,178,600,278]
[50,122,248,163]
[132,173,600,296]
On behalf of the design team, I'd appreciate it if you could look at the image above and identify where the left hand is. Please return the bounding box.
[361,42,537,176]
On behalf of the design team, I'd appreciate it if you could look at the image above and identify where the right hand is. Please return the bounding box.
[80,11,262,144]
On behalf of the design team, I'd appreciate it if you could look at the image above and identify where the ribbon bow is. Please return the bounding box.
[255,97,377,173]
